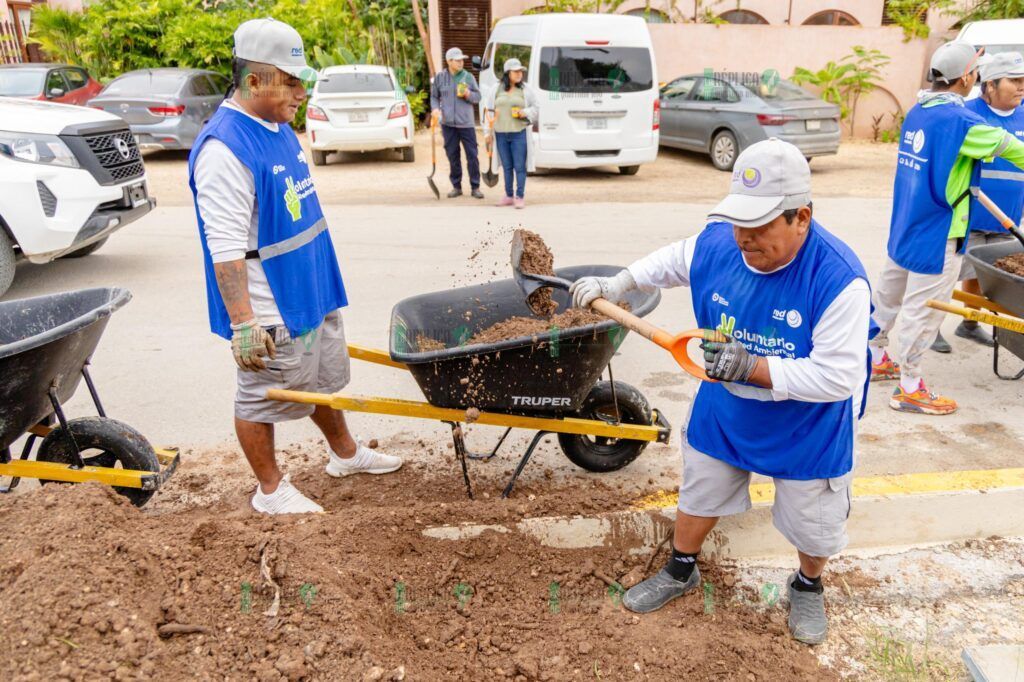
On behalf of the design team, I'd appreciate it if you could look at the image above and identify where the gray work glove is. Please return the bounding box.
[700,338,758,383]
[230,319,277,371]
[570,269,637,309]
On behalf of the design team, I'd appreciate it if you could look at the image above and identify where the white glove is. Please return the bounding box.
[570,269,637,309]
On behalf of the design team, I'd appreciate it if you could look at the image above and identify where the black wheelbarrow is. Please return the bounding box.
[0,287,178,506]
[928,240,1024,380]
[267,265,674,498]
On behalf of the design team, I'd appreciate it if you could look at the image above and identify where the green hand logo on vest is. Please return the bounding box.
[284,177,302,222]
[716,313,736,338]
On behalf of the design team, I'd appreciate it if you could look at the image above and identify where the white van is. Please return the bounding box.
[956,19,1024,98]
[474,13,658,175]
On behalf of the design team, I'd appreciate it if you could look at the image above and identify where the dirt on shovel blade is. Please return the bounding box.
[995,253,1024,277]
[516,228,560,318]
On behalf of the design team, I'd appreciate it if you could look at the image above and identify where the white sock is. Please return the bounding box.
[869,345,885,364]
[900,374,922,393]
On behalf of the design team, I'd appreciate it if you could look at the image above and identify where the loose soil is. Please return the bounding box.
[415,334,447,352]
[515,229,559,318]
[467,309,608,346]
[0,465,836,681]
[995,252,1024,277]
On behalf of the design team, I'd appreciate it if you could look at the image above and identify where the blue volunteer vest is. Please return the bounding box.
[188,106,347,340]
[887,100,986,274]
[966,97,1024,233]
[686,221,870,480]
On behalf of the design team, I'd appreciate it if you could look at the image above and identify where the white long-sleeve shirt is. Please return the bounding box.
[194,100,282,326]
[627,234,871,414]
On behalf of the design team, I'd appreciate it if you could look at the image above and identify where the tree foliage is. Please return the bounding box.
[792,46,891,134]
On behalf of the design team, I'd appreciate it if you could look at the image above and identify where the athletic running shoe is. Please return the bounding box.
[325,442,403,477]
[955,321,994,348]
[251,474,324,515]
[889,382,957,415]
[870,351,900,382]
[787,572,827,645]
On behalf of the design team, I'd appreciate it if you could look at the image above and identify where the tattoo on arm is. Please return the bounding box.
[213,259,255,324]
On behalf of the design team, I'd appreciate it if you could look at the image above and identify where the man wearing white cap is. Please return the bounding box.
[188,18,402,515]
[950,52,1024,346]
[430,47,484,199]
[870,41,1024,414]
[571,139,872,645]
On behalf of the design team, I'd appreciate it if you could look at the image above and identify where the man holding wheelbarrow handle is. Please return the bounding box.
[572,140,872,646]
[190,18,402,516]
[430,47,484,199]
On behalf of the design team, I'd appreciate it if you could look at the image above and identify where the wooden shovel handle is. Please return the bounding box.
[589,298,662,342]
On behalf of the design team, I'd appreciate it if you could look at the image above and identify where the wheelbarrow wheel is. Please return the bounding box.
[558,381,651,473]
[36,417,160,507]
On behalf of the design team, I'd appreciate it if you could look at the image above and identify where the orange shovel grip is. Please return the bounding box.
[655,329,726,383]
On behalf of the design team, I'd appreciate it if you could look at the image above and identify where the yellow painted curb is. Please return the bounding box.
[632,467,1024,511]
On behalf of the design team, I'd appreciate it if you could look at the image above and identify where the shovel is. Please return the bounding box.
[427,115,440,200]
[510,230,722,382]
[974,187,1024,249]
[482,112,499,188]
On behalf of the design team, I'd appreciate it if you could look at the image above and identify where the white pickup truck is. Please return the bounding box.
[0,98,156,297]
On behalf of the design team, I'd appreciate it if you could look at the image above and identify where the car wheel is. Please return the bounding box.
[61,237,107,259]
[401,146,415,163]
[0,228,14,297]
[710,130,739,171]
[618,165,640,176]
[312,150,328,166]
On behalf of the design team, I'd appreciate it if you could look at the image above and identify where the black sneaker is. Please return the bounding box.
[447,188,463,198]
[954,321,995,347]
[470,188,484,199]
[930,331,951,353]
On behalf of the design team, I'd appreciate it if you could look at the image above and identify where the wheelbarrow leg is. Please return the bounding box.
[993,332,1024,380]
[446,422,474,500]
[502,431,550,499]
[81,361,107,417]
[48,385,85,469]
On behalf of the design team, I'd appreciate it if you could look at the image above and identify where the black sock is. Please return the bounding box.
[664,547,698,582]
[791,570,823,594]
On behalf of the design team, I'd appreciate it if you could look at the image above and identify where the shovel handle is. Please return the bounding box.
[975,189,1024,244]
[589,298,661,341]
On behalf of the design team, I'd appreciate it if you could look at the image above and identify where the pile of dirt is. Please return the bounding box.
[516,229,559,318]
[467,309,607,346]
[415,334,447,352]
[994,252,1024,277]
[0,469,835,681]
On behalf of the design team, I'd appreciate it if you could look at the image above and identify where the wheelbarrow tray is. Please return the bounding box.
[0,288,131,451]
[389,265,661,413]
[967,241,1024,360]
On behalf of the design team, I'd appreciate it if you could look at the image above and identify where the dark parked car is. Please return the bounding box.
[88,68,229,151]
[658,74,841,170]
[0,63,103,106]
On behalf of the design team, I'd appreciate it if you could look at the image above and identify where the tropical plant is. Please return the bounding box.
[959,0,1024,21]
[792,46,890,134]
[882,0,954,41]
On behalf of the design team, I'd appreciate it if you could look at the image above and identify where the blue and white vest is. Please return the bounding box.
[686,221,870,480]
[888,100,985,274]
[188,106,347,340]
[966,97,1024,233]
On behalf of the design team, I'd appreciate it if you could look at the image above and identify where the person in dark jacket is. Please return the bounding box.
[430,47,483,199]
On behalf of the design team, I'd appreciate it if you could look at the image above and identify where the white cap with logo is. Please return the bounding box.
[980,51,1024,82]
[445,47,467,61]
[233,17,315,81]
[928,40,982,84]
[504,58,525,73]
[707,138,811,228]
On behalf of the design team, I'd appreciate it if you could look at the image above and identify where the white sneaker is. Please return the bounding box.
[251,474,324,515]
[325,442,403,477]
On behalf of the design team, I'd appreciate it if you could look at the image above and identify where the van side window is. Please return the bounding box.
[493,44,532,80]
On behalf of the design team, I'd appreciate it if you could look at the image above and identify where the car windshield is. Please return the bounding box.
[538,46,653,93]
[740,79,816,102]
[102,72,186,97]
[317,72,394,94]
[0,69,45,97]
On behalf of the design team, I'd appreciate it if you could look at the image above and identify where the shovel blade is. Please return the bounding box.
[483,172,499,188]
[427,175,440,200]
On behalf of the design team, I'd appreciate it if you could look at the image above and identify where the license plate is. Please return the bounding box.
[127,182,148,208]
[349,111,368,123]
[586,117,608,130]
[806,119,822,131]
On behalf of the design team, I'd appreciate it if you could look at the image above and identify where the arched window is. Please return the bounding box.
[718,9,769,25]
[803,10,860,26]
[624,8,670,23]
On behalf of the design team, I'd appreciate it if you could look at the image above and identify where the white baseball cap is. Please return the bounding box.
[707,138,811,228]
[504,58,525,73]
[981,51,1024,82]
[233,18,315,81]
[928,40,982,84]
[445,47,467,61]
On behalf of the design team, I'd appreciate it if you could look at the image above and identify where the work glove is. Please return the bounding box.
[700,338,758,383]
[230,319,277,372]
[570,269,637,309]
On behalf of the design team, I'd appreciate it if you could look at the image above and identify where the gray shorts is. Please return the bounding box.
[678,442,852,558]
[960,231,1015,280]
[235,310,351,423]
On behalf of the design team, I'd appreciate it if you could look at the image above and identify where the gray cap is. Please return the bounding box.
[928,40,982,84]
[503,58,525,73]
[233,18,315,81]
[445,47,467,61]
[980,51,1024,82]
[707,138,811,228]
